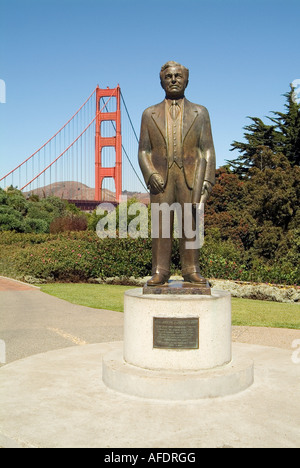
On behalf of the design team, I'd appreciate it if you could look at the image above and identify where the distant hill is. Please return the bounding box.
[121,190,150,205]
[23,181,150,204]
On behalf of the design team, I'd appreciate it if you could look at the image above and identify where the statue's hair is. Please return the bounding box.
[160,61,189,80]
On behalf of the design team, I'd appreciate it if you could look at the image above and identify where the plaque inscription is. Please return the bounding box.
[153,317,199,349]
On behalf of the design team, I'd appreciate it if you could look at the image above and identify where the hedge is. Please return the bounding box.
[0,232,152,282]
[0,231,299,285]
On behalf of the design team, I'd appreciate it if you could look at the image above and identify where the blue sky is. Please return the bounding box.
[0,0,299,190]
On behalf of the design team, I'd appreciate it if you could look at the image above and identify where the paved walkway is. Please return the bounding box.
[0,277,36,291]
[0,277,299,448]
[0,277,124,365]
[0,276,299,366]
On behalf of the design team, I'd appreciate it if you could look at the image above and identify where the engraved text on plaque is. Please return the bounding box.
[153,317,199,349]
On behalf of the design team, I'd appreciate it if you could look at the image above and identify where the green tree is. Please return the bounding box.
[205,166,255,248]
[228,85,300,176]
[0,188,83,233]
[206,151,300,266]
[243,149,299,230]
[229,118,280,176]
[0,187,27,232]
[268,85,300,166]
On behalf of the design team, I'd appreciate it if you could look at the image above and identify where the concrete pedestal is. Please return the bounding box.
[102,288,254,400]
[124,288,232,370]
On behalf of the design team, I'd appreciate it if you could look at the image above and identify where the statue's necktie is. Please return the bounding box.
[170,100,180,120]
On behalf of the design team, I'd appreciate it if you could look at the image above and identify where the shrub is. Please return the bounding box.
[0,231,52,246]
[0,188,84,234]
[13,235,98,282]
[0,232,153,282]
[0,230,298,285]
[50,214,88,233]
[0,211,24,232]
[23,218,49,233]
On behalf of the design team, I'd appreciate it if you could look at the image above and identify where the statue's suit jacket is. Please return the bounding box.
[138,98,216,198]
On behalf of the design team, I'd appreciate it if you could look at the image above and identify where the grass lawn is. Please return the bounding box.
[231,297,300,329]
[40,283,300,329]
[40,283,136,313]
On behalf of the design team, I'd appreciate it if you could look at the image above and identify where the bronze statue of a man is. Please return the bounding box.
[138,61,216,286]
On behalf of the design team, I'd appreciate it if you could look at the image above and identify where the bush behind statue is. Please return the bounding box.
[0,231,298,285]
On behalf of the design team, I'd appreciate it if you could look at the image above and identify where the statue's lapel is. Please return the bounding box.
[183,99,199,142]
[151,101,166,142]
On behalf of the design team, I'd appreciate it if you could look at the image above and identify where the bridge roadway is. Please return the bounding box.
[67,199,119,211]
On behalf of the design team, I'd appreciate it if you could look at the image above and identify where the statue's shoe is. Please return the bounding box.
[183,273,207,284]
[147,273,169,286]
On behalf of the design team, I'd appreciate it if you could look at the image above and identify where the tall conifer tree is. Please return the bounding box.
[228,85,300,175]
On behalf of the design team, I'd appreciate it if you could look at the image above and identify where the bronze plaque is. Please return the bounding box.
[153,317,199,349]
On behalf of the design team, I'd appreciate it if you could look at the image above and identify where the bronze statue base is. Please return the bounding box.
[143,279,211,295]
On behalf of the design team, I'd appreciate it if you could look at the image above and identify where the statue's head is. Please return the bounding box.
[160,61,189,99]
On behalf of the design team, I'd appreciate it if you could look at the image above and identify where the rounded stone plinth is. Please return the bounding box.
[124,288,232,370]
[102,345,254,400]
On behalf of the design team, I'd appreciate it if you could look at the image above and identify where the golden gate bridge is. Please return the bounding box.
[0,85,149,210]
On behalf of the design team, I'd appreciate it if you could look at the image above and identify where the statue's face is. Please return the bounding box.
[160,66,188,99]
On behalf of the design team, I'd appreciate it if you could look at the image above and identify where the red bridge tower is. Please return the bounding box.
[95,85,122,201]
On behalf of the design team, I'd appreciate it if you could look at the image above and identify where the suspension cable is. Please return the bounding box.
[4,86,149,195]
[20,91,117,191]
[0,87,97,182]
[120,91,140,144]
[120,91,148,191]
[103,91,148,192]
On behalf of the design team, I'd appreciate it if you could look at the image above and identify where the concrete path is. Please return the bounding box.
[0,277,299,448]
[0,277,124,365]
[1,276,299,364]
[0,341,299,448]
